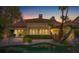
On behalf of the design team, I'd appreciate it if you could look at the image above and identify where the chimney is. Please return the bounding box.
[39,14,43,19]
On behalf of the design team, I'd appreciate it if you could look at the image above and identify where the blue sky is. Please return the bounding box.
[19,6,79,21]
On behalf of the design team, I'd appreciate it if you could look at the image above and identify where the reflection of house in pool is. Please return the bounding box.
[12,14,79,42]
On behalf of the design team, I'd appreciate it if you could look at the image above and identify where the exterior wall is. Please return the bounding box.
[51,27,75,42]
[28,28,50,35]
[66,30,75,42]
[26,23,50,35]
[64,27,75,42]
[73,28,79,37]
[14,28,26,37]
[13,23,75,42]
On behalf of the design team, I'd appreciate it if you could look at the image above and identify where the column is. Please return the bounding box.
[42,29,44,35]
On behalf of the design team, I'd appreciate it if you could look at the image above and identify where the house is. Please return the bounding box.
[12,14,76,42]
[13,14,60,36]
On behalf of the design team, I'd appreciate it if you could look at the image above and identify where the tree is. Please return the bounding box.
[59,6,68,40]
[2,7,21,26]
[59,6,73,43]
[0,6,21,40]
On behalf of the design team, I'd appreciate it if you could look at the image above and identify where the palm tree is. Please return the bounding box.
[59,6,69,42]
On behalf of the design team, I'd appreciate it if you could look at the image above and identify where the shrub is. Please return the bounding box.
[23,36,32,43]
[63,40,68,45]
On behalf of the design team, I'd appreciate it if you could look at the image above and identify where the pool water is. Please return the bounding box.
[0,45,73,53]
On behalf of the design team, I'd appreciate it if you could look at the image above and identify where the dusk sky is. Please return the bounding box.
[19,6,79,22]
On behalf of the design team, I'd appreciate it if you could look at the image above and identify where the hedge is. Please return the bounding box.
[24,35,52,39]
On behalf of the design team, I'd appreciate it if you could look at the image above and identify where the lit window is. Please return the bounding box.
[14,30,17,34]
[21,29,23,32]
[29,29,32,35]
[51,28,59,35]
[18,30,21,33]
[35,29,38,35]
[39,29,42,35]
[32,29,35,35]
[45,29,48,34]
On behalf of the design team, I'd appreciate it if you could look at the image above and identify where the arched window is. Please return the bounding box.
[35,29,38,35]
[39,29,42,35]
[32,29,36,35]
[21,29,23,32]
[29,29,33,35]
[18,29,21,33]
[45,29,48,35]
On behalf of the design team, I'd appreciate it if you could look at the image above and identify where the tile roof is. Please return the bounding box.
[71,16,79,27]
[12,16,79,28]
[24,18,52,23]
[12,17,61,28]
[12,21,26,28]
